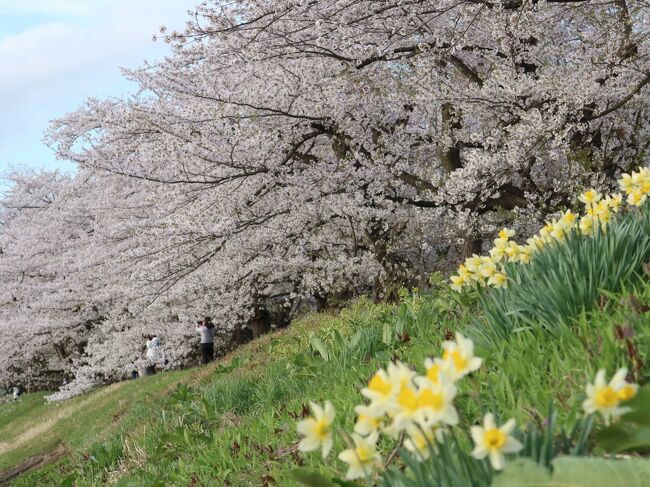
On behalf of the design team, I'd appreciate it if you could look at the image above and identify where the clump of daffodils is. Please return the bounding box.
[297,335,640,480]
[583,368,638,424]
[619,167,650,207]
[450,169,648,292]
[297,333,522,477]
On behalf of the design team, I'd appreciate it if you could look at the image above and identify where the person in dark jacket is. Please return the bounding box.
[196,317,215,364]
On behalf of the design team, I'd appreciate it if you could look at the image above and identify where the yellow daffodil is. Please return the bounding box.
[583,368,637,423]
[387,361,417,391]
[628,189,647,207]
[361,362,416,416]
[488,272,508,288]
[479,258,497,278]
[404,424,444,460]
[412,380,459,427]
[618,381,638,401]
[422,357,446,385]
[389,383,421,431]
[504,242,522,261]
[549,220,567,241]
[361,369,394,415]
[498,228,515,240]
[470,413,522,470]
[579,189,601,206]
[518,245,532,264]
[338,432,381,480]
[441,332,482,380]
[579,214,595,235]
[353,404,382,436]
[450,273,467,292]
[297,401,336,458]
[539,222,553,243]
[526,236,543,252]
[619,169,649,207]
[605,194,622,212]
[560,210,577,227]
[619,173,634,192]
[489,239,508,262]
[464,254,483,274]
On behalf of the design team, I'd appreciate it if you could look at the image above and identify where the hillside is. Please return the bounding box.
[3,182,650,485]
[4,274,649,485]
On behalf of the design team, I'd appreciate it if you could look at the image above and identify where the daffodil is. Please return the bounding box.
[297,401,336,458]
[518,245,532,264]
[560,210,577,227]
[338,432,381,480]
[478,258,497,279]
[361,362,415,415]
[488,272,508,288]
[619,169,650,207]
[361,369,394,415]
[505,242,523,262]
[413,380,459,427]
[628,189,647,207]
[489,239,508,262]
[618,381,638,401]
[579,214,595,235]
[388,383,421,431]
[387,361,417,392]
[583,368,637,423]
[422,357,448,386]
[526,236,543,252]
[498,228,515,240]
[353,404,382,436]
[458,264,471,279]
[470,413,522,470]
[404,424,444,460]
[441,332,482,380]
[619,173,634,193]
[579,189,601,206]
[464,254,483,274]
[605,194,622,212]
[450,273,467,292]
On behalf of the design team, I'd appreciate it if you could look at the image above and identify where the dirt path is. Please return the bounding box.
[0,381,127,456]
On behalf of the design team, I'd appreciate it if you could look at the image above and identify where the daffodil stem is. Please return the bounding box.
[384,432,404,468]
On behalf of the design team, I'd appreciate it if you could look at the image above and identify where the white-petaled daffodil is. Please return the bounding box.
[296,401,336,458]
[441,332,483,380]
[470,413,522,470]
[583,368,637,423]
[338,432,381,480]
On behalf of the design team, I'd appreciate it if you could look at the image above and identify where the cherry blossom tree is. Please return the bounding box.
[2,0,648,397]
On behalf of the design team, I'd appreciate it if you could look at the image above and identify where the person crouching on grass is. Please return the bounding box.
[196,317,215,364]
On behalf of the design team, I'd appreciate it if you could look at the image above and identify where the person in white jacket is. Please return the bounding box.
[196,317,215,364]
[144,335,161,375]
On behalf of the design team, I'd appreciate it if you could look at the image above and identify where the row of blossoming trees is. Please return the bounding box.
[1,0,648,397]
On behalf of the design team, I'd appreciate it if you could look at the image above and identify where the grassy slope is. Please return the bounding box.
[7,275,649,486]
[0,365,216,473]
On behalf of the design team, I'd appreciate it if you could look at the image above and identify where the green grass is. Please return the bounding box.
[6,278,647,486]
[4,209,650,486]
[0,367,206,474]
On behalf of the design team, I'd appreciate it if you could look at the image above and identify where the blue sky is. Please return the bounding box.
[0,0,197,175]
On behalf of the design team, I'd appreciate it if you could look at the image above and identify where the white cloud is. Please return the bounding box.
[0,0,197,170]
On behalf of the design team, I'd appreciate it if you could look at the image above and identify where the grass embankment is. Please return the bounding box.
[5,205,650,486]
[0,366,213,478]
[7,277,649,486]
